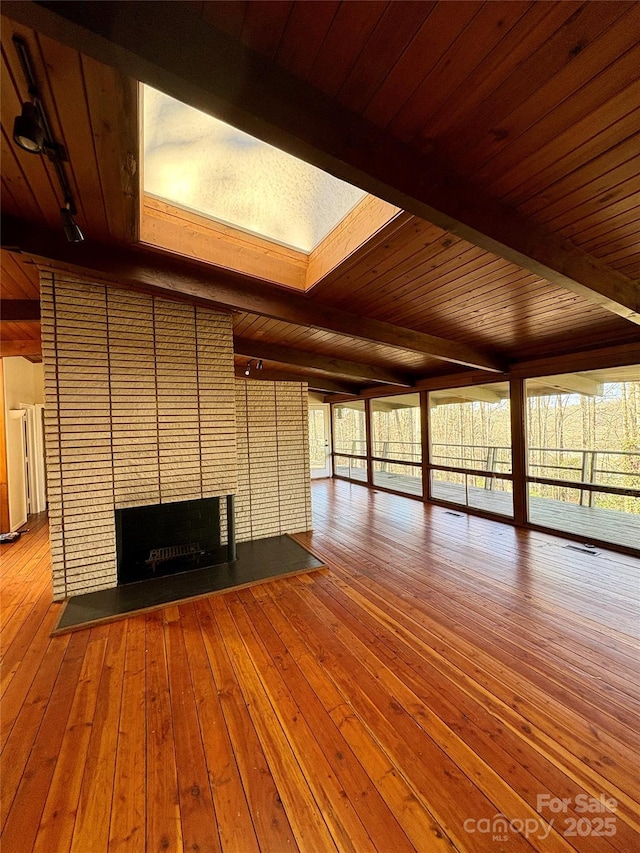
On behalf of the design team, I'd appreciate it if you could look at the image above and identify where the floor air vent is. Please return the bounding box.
[563,545,599,556]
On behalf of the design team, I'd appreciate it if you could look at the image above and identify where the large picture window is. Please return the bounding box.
[428,382,513,516]
[371,393,422,496]
[526,366,640,549]
[327,367,639,553]
[333,401,367,482]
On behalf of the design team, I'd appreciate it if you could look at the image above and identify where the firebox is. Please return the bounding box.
[115,495,236,585]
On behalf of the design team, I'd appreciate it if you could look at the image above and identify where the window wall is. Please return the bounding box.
[526,366,640,549]
[371,393,422,496]
[428,382,513,517]
[328,365,639,553]
[333,400,367,483]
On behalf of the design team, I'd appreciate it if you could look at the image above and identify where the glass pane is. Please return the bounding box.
[528,485,640,550]
[333,401,366,456]
[334,455,367,482]
[467,476,513,517]
[526,365,640,548]
[526,366,640,487]
[334,455,350,479]
[429,382,512,473]
[431,470,513,516]
[430,470,466,505]
[371,393,421,463]
[373,461,422,497]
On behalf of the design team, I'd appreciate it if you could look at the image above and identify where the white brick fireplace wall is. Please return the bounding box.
[235,379,312,542]
[41,272,312,600]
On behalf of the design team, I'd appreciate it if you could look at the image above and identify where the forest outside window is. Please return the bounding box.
[333,401,367,483]
[525,366,640,550]
[428,382,513,517]
[370,393,422,497]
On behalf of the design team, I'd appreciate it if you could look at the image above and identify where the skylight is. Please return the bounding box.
[143,86,367,253]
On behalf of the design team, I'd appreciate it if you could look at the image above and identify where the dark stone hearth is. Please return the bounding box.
[54,535,324,632]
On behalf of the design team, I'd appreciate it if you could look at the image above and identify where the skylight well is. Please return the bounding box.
[143,86,367,253]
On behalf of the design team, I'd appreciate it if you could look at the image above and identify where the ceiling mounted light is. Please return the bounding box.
[243,359,264,377]
[60,204,85,243]
[13,101,44,153]
[12,35,84,244]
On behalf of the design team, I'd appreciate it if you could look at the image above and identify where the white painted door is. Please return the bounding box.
[309,404,332,478]
[20,403,47,514]
[7,409,28,531]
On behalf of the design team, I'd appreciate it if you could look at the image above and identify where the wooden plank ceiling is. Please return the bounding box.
[1,2,639,390]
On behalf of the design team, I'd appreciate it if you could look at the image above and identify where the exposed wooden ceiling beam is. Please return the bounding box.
[4,1,638,324]
[327,369,510,403]
[2,216,506,373]
[0,339,41,357]
[234,366,357,395]
[233,338,412,387]
[1,300,40,321]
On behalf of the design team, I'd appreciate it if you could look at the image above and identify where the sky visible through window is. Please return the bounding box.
[143,86,367,253]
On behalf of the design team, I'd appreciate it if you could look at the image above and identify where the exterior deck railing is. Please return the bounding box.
[333,440,640,505]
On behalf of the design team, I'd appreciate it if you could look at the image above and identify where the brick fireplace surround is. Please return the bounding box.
[40,272,312,600]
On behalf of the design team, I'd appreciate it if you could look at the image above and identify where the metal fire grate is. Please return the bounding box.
[146,542,204,573]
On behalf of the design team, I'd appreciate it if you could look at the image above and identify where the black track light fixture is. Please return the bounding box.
[60,203,85,243]
[244,359,264,377]
[11,35,84,243]
[13,101,44,153]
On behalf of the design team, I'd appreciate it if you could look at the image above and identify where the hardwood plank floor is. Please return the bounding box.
[1,481,639,852]
[334,465,640,551]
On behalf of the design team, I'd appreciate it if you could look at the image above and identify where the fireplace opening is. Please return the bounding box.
[116,496,235,585]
